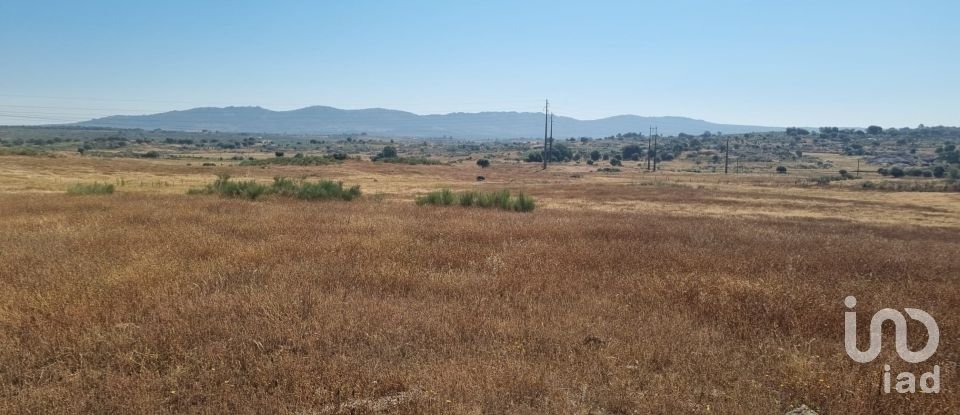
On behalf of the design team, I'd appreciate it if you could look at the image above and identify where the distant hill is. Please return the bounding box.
[75,106,780,139]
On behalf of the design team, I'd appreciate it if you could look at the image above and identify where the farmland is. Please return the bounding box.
[1,130,959,414]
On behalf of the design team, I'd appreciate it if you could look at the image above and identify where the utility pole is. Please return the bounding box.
[647,126,652,171]
[856,159,861,178]
[549,113,554,162]
[543,100,549,170]
[724,136,730,174]
[653,127,659,172]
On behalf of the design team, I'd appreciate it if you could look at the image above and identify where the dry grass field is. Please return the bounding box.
[1,154,958,414]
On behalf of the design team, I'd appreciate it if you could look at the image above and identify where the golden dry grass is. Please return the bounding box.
[0,154,958,414]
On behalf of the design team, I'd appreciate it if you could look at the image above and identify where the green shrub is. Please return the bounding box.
[417,188,534,212]
[67,182,115,195]
[512,192,535,212]
[240,155,336,166]
[416,189,456,206]
[933,166,946,178]
[814,176,836,185]
[193,174,361,201]
[296,180,361,201]
[210,174,268,200]
[458,191,478,206]
[376,157,441,165]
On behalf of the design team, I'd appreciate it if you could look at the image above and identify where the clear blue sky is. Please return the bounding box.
[1,0,957,127]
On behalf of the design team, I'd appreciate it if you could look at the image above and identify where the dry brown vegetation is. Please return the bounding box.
[1,153,958,414]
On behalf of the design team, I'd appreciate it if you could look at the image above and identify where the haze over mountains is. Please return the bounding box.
[76,106,780,139]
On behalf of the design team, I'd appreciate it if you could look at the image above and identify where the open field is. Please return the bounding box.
[1,153,959,414]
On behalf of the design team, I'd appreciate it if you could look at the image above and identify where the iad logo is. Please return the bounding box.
[844,296,941,394]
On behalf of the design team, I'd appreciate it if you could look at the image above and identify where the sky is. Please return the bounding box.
[0,0,958,128]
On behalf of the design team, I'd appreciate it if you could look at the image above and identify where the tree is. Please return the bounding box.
[889,167,905,178]
[933,166,946,178]
[545,143,573,162]
[589,150,601,161]
[380,146,398,158]
[476,159,490,168]
[776,166,787,174]
[77,147,85,156]
[866,125,884,135]
[275,151,285,157]
[621,144,643,161]
[609,158,622,166]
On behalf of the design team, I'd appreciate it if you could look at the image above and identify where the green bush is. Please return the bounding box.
[417,188,534,212]
[458,191,478,206]
[240,155,336,166]
[376,157,441,165]
[191,174,361,201]
[416,189,456,206]
[296,180,361,201]
[209,174,268,200]
[512,192,535,212]
[933,166,946,178]
[67,182,115,195]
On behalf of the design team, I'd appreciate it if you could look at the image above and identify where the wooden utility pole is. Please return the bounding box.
[647,127,652,171]
[549,113,554,160]
[653,127,659,172]
[856,159,861,178]
[724,136,730,174]
[543,100,549,170]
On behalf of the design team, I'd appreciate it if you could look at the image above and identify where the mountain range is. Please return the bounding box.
[76,106,780,139]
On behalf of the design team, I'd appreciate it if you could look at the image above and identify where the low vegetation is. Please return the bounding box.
[376,156,442,165]
[189,174,361,201]
[416,188,535,212]
[239,155,338,166]
[66,182,115,195]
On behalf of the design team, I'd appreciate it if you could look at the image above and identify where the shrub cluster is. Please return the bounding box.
[416,188,534,212]
[375,157,441,165]
[861,180,960,192]
[239,155,337,166]
[66,182,115,195]
[190,174,361,201]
